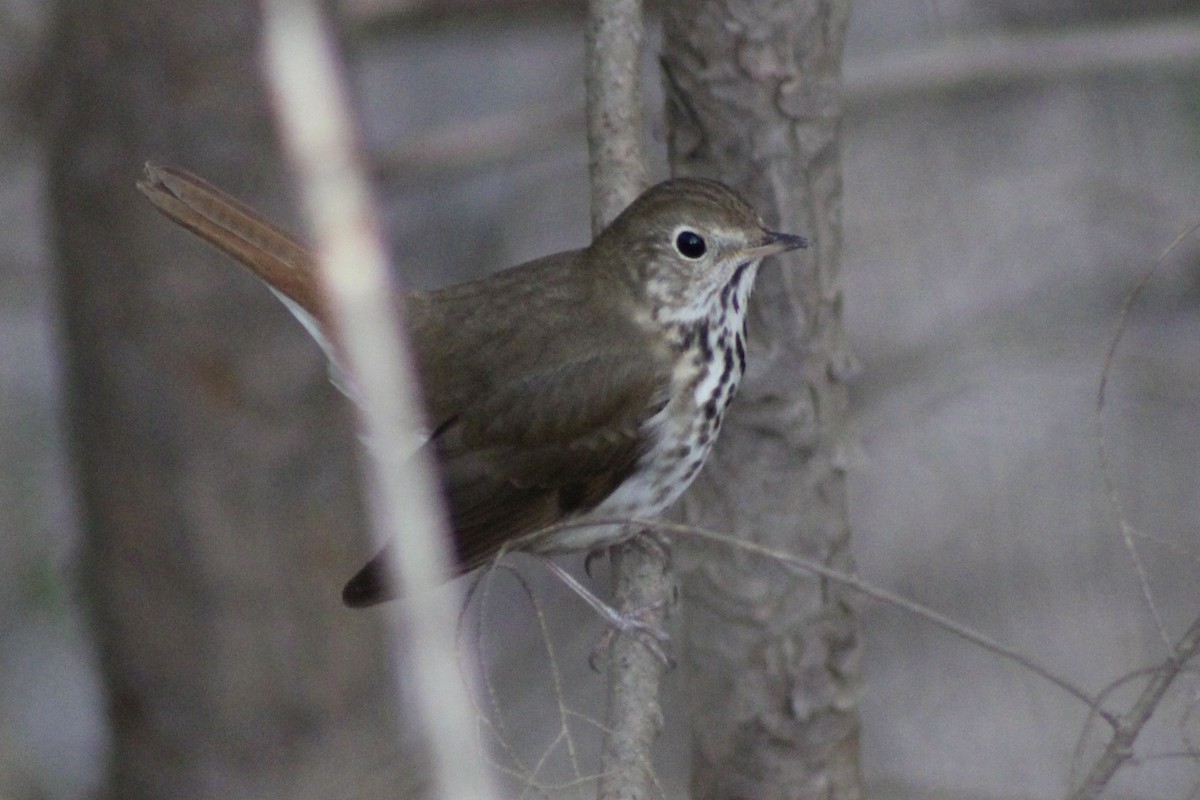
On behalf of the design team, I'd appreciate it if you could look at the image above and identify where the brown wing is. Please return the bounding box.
[341,348,670,607]
[341,246,677,606]
[439,350,668,568]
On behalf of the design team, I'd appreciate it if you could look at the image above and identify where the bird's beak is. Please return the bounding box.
[740,230,809,261]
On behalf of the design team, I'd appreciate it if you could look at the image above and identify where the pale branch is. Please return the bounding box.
[374,106,585,179]
[346,0,1200,90]
[261,4,499,800]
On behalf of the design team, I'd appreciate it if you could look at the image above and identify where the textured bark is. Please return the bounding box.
[661,1,863,798]
[48,2,407,798]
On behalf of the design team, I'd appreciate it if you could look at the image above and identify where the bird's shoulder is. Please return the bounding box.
[403,248,671,426]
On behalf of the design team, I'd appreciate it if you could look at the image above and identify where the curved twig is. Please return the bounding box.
[1095,218,1200,654]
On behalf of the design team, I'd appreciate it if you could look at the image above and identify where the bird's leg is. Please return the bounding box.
[535,557,671,666]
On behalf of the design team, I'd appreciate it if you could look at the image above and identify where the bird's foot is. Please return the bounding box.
[583,528,672,579]
[630,528,672,567]
[536,557,672,668]
[587,599,673,671]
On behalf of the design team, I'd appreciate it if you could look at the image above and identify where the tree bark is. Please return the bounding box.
[661,1,863,798]
[48,2,407,798]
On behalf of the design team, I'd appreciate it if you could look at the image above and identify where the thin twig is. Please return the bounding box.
[538,516,1117,728]
[260,4,499,799]
[462,565,588,793]
[1095,218,1200,654]
[665,520,1113,724]
[1069,216,1200,799]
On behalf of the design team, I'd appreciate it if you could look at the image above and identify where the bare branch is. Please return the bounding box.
[583,0,665,797]
[597,543,672,800]
[584,0,647,232]
[1066,616,1200,800]
[1075,215,1200,800]
[261,4,499,799]
[1070,664,1180,789]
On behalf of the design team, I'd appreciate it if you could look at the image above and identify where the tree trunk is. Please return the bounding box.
[661,1,863,798]
[48,2,409,798]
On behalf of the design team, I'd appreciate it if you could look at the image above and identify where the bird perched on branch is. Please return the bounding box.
[139,163,807,608]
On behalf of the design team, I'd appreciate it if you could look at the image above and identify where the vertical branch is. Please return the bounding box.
[662,0,863,798]
[585,0,648,232]
[584,1,666,798]
[597,543,672,800]
[261,4,499,800]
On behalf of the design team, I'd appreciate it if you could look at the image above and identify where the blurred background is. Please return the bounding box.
[3,0,1199,798]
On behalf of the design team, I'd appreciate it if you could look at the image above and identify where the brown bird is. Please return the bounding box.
[138,163,807,607]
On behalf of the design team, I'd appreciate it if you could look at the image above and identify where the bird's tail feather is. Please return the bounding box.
[138,162,328,329]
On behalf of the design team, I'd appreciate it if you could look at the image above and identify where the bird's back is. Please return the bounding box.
[403,248,667,430]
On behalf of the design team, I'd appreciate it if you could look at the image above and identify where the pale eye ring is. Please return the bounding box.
[674,229,707,259]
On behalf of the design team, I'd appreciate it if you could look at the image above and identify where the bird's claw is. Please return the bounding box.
[588,598,674,671]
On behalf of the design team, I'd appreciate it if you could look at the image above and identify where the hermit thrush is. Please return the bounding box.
[138,163,807,607]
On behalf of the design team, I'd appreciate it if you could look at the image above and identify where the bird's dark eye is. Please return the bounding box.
[675,230,707,259]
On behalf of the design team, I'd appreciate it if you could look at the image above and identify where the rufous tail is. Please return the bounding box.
[138,162,330,331]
